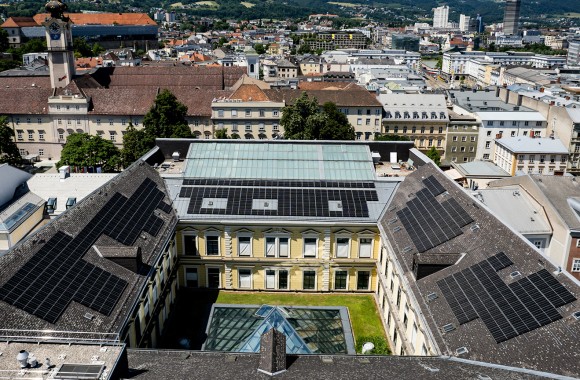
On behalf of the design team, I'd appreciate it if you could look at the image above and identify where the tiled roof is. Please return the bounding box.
[379,163,580,377]
[0,162,176,335]
[1,17,38,28]
[229,84,270,101]
[0,88,52,115]
[297,81,355,90]
[264,87,382,108]
[33,13,157,26]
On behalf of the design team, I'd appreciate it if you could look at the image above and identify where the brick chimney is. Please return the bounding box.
[257,329,287,376]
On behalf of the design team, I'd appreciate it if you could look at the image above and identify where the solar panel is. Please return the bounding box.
[0,178,169,324]
[181,182,378,219]
[437,253,576,343]
[396,184,472,253]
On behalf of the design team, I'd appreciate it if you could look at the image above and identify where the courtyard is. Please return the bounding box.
[159,289,388,354]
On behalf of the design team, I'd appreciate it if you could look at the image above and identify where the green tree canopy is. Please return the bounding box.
[121,122,150,167]
[0,29,9,52]
[143,89,192,144]
[254,43,266,54]
[426,146,441,166]
[214,128,229,139]
[57,133,120,172]
[280,93,354,140]
[0,116,21,165]
[375,134,411,141]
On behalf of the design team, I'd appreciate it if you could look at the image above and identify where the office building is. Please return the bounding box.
[459,14,470,32]
[503,0,521,36]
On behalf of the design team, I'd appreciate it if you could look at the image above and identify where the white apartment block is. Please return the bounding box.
[432,6,449,29]
[494,136,568,175]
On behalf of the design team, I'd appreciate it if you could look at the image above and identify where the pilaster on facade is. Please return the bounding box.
[224,227,232,257]
[322,263,330,291]
[322,228,331,260]
[224,263,232,289]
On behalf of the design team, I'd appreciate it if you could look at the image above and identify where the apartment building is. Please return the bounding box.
[378,94,448,155]
[443,111,480,166]
[450,89,547,160]
[493,136,568,175]
[301,31,367,51]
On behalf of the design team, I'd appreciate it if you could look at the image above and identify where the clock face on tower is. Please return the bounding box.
[48,22,61,40]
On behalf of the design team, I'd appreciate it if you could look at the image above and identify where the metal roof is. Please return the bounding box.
[494,137,568,154]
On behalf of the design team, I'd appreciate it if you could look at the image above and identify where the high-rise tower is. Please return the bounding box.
[432,6,449,28]
[503,0,521,36]
[42,0,75,88]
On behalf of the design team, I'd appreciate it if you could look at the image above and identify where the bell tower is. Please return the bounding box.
[42,0,75,88]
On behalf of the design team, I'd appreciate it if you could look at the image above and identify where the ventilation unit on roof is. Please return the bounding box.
[573,311,580,321]
[455,347,468,355]
[510,271,521,278]
[441,323,455,333]
[388,217,398,224]
[393,226,402,232]
[84,313,95,321]
[470,224,480,232]
[427,292,438,302]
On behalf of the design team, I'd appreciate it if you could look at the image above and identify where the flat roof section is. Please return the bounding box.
[183,142,376,181]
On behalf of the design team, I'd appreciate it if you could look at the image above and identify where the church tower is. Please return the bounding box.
[42,0,75,88]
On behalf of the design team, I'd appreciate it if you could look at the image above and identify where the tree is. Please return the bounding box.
[58,133,120,172]
[254,43,266,54]
[142,89,192,147]
[0,116,21,165]
[426,146,441,166]
[0,29,9,52]
[280,93,355,140]
[374,134,411,142]
[121,122,150,166]
[214,128,229,139]
[297,43,311,54]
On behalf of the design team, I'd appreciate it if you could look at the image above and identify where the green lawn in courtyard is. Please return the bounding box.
[215,291,385,343]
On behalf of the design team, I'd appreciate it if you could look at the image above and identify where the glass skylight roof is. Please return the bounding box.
[0,202,39,232]
[184,143,375,181]
[203,305,353,354]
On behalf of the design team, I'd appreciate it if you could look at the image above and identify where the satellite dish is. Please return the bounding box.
[361,342,375,354]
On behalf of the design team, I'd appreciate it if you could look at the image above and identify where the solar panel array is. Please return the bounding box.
[396,176,473,252]
[437,253,577,343]
[179,180,379,218]
[0,178,171,324]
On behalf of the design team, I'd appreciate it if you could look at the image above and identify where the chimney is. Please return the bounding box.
[258,329,287,376]
[540,87,545,93]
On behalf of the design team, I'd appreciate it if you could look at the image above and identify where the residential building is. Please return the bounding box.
[488,175,580,280]
[379,94,448,155]
[459,14,470,32]
[443,111,480,166]
[568,39,580,67]
[432,5,449,29]
[301,31,367,51]
[450,89,547,160]
[503,0,521,35]
[493,136,568,175]
[298,55,327,76]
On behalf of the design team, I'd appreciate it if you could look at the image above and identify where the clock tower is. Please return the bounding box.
[43,0,75,88]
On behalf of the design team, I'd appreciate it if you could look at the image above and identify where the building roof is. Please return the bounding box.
[163,140,397,224]
[475,188,552,235]
[494,137,569,154]
[26,173,118,215]
[378,163,580,377]
[378,94,448,121]
[0,17,38,28]
[33,12,157,26]
[264,87,382,108]
[489,175,580,231]
[0,162,176,335]
[475,112,546,122]
[453,161,510,178]
[0,164,32,208]
[0,191,44,235]
[124,349,576,379]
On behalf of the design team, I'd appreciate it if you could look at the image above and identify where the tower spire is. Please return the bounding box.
[43,0,75,89]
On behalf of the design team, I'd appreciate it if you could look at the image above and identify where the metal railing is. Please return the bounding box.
[0,329,120,344]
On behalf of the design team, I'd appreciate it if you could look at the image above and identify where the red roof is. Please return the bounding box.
[33,13,156,26]
[1,17,38,28]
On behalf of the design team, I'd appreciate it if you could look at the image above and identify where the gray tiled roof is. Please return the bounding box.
[379,163,580,378]
[0,162,176,336]
[125,349,565,379]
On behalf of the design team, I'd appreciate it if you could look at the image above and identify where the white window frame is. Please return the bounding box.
[333,269,349,291]
[358,236,373,258]
[205,232,220,256]
[264,267,289,290]
[265,235,290,258]
[335,236,351,258]
[182,231,198,256]
[572,258,580,272]
[237,233,252,257]
[238,267,253,289]
[302,235,318,258]
[302,269,317,291]
[356,270,371,290]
